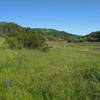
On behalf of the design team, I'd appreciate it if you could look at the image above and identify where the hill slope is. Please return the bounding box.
[86,31,100,41]
[0,22,79,40]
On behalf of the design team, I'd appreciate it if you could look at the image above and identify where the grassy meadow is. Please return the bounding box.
[0,39,100,100]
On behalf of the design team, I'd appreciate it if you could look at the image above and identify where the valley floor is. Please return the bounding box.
[0,42,100,100]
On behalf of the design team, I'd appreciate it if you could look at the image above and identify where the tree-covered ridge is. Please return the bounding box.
[86,31,100,42]
[0,22,100,41]
[0,22,79,40]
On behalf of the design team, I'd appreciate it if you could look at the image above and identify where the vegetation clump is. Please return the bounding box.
[0,22,48,50]
[1,22,100,50]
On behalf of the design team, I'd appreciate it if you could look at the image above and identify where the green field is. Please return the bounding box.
[0,40,100,100]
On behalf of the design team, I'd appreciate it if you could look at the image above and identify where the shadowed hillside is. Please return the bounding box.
[86,31,100,42]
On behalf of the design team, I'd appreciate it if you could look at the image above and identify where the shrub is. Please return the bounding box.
[6,31,48,50]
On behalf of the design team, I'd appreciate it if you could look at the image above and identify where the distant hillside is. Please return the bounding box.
[86,31,100,42]
[1,22,100,42]
[0,22,79,40]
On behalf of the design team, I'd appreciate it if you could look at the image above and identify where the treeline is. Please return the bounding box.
[85,31,100,42]
[0,22,79,40]
[0,22,100,49]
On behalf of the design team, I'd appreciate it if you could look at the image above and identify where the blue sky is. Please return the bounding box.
[0,0,100,35]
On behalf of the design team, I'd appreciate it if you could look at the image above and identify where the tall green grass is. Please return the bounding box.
[0,42,100,100]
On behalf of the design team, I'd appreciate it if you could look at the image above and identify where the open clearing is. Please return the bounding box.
[0,42,100,100]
